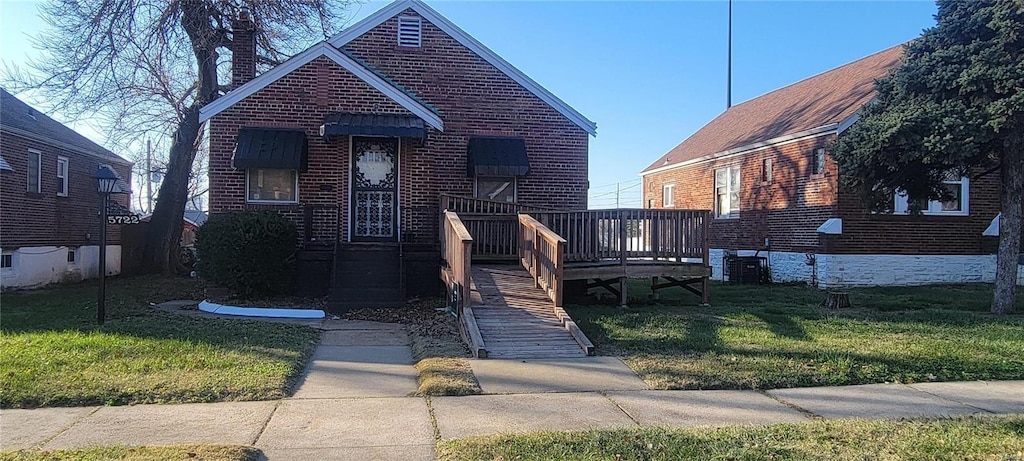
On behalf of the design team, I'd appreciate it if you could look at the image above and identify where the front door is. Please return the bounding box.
[351,137,398,241]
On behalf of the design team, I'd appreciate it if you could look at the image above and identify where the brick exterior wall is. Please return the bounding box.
[208,9,589,245]
[642,132,1002,256]
[0,129,131,249]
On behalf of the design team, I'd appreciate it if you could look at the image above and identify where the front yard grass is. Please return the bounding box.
[0,275,320,408]
[567,282,1024,390]
[0,444,259,461]
[437,415,1024,461]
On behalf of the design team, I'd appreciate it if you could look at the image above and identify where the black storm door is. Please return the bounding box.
[351,137,398,241]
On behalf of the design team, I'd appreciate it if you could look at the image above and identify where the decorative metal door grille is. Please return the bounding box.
[351,137,398,240]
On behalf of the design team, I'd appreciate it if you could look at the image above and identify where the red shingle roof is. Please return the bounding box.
[642,45,905,173]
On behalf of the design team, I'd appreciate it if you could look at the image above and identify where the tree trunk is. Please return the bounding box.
[140,1,220,275]
[140,106,201,274]
[992,140,1023,315]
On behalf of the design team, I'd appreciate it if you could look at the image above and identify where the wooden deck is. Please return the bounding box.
[470,265,588,359]
[440,197,711,359]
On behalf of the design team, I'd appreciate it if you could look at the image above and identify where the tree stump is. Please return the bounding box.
[822,292,851,309]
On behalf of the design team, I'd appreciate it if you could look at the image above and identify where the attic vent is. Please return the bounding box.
[397,15,422,47]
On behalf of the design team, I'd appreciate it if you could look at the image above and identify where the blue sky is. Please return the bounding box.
[1,1,938,208]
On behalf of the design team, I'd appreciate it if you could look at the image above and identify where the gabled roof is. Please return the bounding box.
[328,0,597,136]
[198,42,444,131]
[642,45,905,174]
[0,88,130,166]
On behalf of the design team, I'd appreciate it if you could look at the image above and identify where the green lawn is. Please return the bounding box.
[0,445,259,461]
[567,282,1024,390]
[0,275,320,408]
[438,415,1024,461]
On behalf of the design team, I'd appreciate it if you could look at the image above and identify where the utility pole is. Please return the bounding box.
[146,139,153,213]
[727,0,733,109]
[616,182,621,209]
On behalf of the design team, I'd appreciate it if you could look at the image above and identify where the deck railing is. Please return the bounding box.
[441,194,560,260]
[530,209,711,264]
[442,211,473,307]
[518,214,566,307]
[440,193,557,215]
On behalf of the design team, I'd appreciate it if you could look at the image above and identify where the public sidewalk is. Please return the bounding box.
[1,319,1021,460]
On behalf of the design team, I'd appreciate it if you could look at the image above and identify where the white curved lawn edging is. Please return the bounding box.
[198,300,325,319]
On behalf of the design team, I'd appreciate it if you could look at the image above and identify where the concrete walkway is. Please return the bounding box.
[2,318,1021,460]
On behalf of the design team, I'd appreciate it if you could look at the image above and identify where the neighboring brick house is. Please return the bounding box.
[641,45,1020,287]
[201,0,595,306]
[0,88,133,290]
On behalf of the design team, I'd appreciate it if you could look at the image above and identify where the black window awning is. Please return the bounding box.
[320,113,426,138]
[233,128,308,172]
[467,137,529,177]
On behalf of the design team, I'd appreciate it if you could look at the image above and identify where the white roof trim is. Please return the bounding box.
[817,218,843,235]
[837,113,860,134]
[983,213,1000,236]
[198,42,444,131]
[328,0,597,136]
[640,124,839,177]
[0,126,132,166]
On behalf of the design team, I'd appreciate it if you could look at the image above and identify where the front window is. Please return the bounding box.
[893,176,969,215]
[56,156,69,196]
[476,176,515,203]
[715,165,740,218]
[246,169,297,203]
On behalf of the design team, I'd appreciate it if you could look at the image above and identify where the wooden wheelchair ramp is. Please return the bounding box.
[470,265,590,359]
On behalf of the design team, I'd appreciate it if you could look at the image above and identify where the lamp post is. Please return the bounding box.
[95,165,121,325]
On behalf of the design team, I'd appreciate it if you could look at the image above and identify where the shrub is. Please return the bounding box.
[195,211,298,297]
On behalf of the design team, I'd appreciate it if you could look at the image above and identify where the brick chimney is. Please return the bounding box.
[231,7,255,88]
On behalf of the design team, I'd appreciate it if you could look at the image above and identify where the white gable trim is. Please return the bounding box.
[198,42,444,131]
[640,124,839,177]
[328,0,597,136]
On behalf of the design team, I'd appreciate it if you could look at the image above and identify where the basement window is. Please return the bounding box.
[397,15,422,47]
[1,252,12,269]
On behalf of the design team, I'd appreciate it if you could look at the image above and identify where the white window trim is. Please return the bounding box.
[56,156,69,197]
[893,176,970,216]
[27,149,41,193]
[761,158,773,184]
[475,176,518,203]
[715,164,741,219]
[66,247,78,267]
[812,148,827,176]
[244,168,300,204]
[662,183,675,208]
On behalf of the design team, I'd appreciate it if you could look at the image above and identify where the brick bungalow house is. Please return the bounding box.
[201,0,595,306]
[0,88,133,290]
[640,45,1020,288]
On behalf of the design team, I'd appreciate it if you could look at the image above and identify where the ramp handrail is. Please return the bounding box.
[518,214,566,307]
[442,211,473,310]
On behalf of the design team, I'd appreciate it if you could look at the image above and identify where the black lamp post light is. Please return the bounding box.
[95,164,128,325]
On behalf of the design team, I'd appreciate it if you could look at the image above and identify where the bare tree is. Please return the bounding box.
[5,0,353,274]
